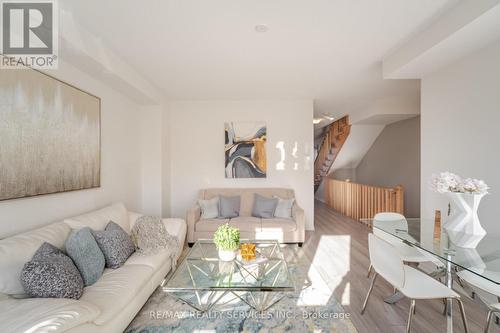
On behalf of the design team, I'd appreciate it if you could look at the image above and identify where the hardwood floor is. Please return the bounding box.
[307,200,499,333]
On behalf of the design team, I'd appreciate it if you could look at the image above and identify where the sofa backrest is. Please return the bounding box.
[64,202,130,233]
[0,222,71,296]
[199,188,295,217]
[0,202,129,296]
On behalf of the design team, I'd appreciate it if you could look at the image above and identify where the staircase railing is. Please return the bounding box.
[323,179,404,222]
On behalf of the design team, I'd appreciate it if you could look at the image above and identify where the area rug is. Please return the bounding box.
[125,246,358,333]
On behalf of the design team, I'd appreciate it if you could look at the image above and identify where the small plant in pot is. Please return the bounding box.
[213,223,240,261]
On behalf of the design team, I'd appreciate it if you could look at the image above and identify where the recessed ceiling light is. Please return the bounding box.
[255,24,269,33]
[322,113,335,121]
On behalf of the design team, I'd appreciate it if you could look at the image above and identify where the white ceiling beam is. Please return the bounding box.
[58,9,165,105]
[383,0,500,79]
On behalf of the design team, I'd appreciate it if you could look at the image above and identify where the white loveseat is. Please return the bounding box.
[0,203,186,333]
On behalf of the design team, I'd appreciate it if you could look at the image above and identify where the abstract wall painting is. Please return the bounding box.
[0,61,101,201]
[225,121,267,178]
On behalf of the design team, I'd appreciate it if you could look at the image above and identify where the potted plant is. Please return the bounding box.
[431,172,489,248]
[213,223,240,261]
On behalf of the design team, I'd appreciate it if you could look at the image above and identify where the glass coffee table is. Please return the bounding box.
[162,240,294,312]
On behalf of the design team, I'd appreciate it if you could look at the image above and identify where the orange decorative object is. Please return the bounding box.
[240,243,256,261]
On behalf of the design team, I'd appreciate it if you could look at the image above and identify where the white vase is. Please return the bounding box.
[443,192,486,248]
[218,249,237,261]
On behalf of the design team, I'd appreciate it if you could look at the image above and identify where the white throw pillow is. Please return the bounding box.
[273,196,295,219]
[198,197,219,219]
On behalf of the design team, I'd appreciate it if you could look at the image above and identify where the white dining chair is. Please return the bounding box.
[362,233,469,333]
[367,212,443,278]
[457,270,500,333]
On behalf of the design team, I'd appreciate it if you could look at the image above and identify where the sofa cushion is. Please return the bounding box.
[80,265,152,325]
[0,298,100,333]
[201,188,295,217]
[230,217,262,232]
[198,197,219,219]
[92,222,135,269]
[21,242,84,299]
[66,227,105,286]
[196,218,230,232]
[252,194,278,218]
[0,222,71,296]
[261,218,297,232]
[64,202,130,233]
[124,250,169,271]
[219,195,241,218]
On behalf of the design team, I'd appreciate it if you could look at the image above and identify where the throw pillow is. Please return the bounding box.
[252,194,278,219]
[92,221,135,269]
[273,196,295,219]
[219,195,241,218]
[131,216,180,256]
[66,227,105,286]
[20,242,84,299]
[198,197,219,219]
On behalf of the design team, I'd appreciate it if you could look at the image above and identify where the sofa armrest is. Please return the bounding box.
[292,203,305,242]
[186,205,201,243]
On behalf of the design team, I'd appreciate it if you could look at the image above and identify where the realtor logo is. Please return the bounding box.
[1,0,58,69]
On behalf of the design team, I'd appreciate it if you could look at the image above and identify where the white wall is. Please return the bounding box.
[0,61,164,238]
[421,39,500,237]
[168,100,315,230]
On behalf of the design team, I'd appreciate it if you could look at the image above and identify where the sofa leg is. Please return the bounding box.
[298,242,303,247]
[188,242,194,247]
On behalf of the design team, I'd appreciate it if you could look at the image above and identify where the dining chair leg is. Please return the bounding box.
[406,299,416,333]
[361,273,377,314]
[456,298,469,333]
[484,310,493,333]
[367,264,372,278]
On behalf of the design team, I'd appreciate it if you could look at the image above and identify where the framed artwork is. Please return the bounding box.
[0,60,101,200]
[225,121,266,178]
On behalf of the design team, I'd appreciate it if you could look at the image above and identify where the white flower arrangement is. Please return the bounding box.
[430,172,489,194]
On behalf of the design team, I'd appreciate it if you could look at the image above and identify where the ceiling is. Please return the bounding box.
[61,0,458,118]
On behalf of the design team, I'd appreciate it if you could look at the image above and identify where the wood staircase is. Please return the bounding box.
[314,116,351,192]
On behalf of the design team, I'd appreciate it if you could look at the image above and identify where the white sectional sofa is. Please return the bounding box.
[0,203,186,333]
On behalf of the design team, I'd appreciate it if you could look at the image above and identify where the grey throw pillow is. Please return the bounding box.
[273,196,295,219]
[219,195,241,218]
[20,242,84,299]
[66,227,105,286]
[198,197,219,219]
[252,194,279,219]
[92,221,135,269]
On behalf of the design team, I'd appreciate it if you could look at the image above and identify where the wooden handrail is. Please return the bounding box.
[324,179,404,222]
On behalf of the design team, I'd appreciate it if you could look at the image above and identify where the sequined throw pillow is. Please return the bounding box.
[20,242,84,299]
[92,221,135,269]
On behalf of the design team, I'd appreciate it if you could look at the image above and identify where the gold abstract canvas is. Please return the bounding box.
[0,65,101,200]
[225,122,266,178]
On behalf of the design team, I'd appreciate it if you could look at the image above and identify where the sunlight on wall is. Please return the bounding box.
[292,142,299,171]
[275,141,286,170]
[275,141,312,171]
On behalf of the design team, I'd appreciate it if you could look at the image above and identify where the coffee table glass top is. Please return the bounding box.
[163,240,294,292]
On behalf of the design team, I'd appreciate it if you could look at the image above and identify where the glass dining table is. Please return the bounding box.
[363,217,500,333]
